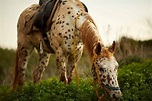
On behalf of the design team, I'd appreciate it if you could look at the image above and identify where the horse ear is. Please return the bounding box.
[108,41,116,53]
[94,42,102,55]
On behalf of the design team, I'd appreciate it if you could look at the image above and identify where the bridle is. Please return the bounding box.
[92,53,120,100]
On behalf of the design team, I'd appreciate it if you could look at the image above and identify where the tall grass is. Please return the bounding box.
[115,37,152,66]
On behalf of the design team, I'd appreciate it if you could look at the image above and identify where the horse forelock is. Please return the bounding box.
[101,47,114,59]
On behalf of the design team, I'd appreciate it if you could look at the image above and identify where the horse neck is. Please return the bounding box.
[79,20,104,59]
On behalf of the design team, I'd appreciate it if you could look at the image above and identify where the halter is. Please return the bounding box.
[92,53,120,100]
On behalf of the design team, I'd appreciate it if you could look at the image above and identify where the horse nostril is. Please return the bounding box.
[113,94,117,99]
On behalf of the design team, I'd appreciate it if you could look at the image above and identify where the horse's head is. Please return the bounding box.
[92,41,122,100]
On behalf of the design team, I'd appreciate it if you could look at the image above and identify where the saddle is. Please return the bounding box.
[33,0,88,33]
[24,0,88,34]
[34,0,59,31]
[24,0,59,35]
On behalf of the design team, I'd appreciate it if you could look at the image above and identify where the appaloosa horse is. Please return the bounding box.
[13,0,122,100]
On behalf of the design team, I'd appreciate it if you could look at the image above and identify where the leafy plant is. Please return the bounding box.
[118,59,152,101]
[0,78,101,101]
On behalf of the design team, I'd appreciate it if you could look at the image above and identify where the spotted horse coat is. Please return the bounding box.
[13,0,122,100]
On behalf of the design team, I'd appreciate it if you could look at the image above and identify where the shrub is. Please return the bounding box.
[0,78,101,101]
[0,59,152,101]
[118,59,152,101]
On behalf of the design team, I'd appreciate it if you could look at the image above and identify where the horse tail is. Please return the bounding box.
[13,50,19,91]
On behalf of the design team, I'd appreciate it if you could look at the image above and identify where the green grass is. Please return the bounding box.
[0,78,100,101]
[118,59,152,101]
[0,59,152,101]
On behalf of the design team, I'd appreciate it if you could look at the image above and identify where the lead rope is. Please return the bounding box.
[73,12,83,84]
[92,54,105,100]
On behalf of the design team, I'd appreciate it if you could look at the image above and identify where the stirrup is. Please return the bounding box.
[40,41,43,54]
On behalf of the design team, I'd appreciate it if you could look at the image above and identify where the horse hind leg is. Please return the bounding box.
[13,45,33,90]
[33,52,50,83]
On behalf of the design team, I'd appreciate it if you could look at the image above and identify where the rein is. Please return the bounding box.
[92,53,120,100]
[73,12,83,84]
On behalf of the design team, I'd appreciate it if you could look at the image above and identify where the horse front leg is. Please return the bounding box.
[66,55,75,83]
[67,50,83,84]
[33,52,50,83]
[56,53,68,83]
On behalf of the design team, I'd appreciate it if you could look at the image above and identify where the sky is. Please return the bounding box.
[0,0,152,49]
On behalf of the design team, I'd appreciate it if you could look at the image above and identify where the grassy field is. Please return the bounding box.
[0,37,152,100]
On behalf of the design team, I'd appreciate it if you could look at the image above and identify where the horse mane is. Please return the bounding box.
[79,13,104,58]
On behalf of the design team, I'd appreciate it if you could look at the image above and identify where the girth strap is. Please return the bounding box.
[42,30,55,53]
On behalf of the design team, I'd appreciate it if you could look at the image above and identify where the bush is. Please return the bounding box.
[118,59,152,101]
[0,78,101,101]
[0,60,152,101]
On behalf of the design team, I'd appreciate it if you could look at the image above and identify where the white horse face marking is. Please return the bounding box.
[93,56,122,99]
